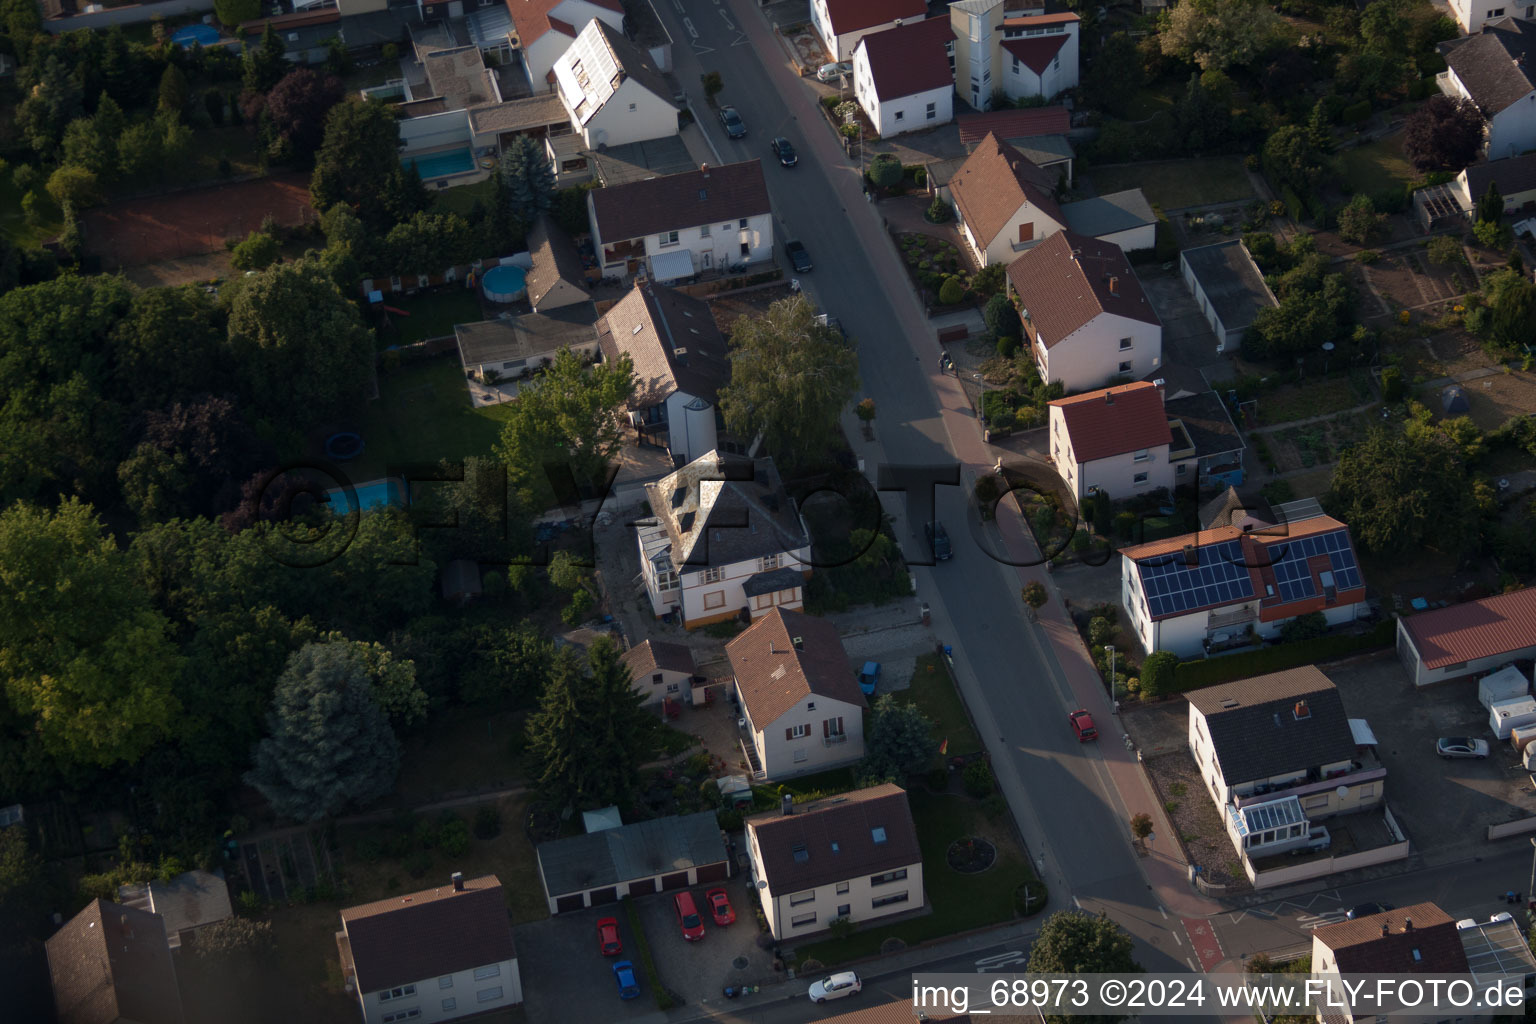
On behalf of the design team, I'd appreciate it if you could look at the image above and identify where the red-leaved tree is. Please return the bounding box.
[1403,95,1486,172]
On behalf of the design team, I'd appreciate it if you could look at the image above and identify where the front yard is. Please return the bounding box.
[1089,157,1254,210]
[903,654,983,764]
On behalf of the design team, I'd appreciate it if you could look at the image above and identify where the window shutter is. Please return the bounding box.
[837,716,844,733]
[785,727,793,741]
[822,719,829,737]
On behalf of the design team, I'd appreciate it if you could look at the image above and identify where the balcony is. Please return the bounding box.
[824,733,848,746]
[1207,606,1256,631]
[1232,753,1384,809]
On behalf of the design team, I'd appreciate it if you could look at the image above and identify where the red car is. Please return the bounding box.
[673,891,705,941]
[596,916,622,956]
[705,888,735,926]
[1069,709,1098,742]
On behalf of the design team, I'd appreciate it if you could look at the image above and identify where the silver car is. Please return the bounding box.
[1436,736,1490,759]
[808,971,862,1002]
[816,61,853,82]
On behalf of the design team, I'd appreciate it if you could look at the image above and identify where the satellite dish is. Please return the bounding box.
[756,880,767,890]
[1336,786,1349,798]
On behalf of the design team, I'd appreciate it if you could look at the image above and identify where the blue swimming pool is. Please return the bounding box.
[328,478,408,516]
[404,147,476,180]
[171,24,220,47]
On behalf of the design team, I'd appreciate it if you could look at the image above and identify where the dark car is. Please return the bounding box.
[719,105,747,139]
[771,137,798,167]
[786,239,813,272]
[1345,902,1394,920]
[925,521,952,560]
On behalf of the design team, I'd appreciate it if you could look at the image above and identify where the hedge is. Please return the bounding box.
[622,896,678,1010]
[1172,617,1397,691]
[1340,100,1373,125]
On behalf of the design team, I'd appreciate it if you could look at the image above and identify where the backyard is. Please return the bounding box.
[1334,136,1416,195]
[1089,157,1254,210]
[344,357,514,483]
[375,286,485,348]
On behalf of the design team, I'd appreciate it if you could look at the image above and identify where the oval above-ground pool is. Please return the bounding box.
[482,264,527,304]
[170,24,221,47]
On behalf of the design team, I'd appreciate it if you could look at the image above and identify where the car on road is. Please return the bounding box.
[809,971,862,1003]
[1437,737,1490,759]
[925,521,952,560]
[705,887,735,926]
[785,239,813,272]
[770,136,798,167]
[816,61,852,81]
[1069,709,1098,742]
[673,891,705,941]
[612,960,640,1000]
[597,916,622,956]
[1345,902,1394,919]
[719,105,747,138]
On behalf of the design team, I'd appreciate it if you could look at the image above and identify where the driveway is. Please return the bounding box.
[1137,273,1238,386]
[514,906,657,1022]
[635,880,780,1011]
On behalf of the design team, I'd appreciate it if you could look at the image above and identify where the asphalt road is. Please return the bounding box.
[647,0,1530,1006]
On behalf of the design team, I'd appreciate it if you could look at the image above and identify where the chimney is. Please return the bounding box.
[792,635,804,650]
[781,794,793,816]
[1381,922,1390,937]
[120,914,133,940]
[1404,918,1413,932]
[1108,276,1120,296]
[1105,391,1115,405]
[1294,700,1310,720]
[452,872,464,892]
[700,163,710,176]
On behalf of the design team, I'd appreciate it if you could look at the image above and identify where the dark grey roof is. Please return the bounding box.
[526,215,590,312]
[339,8,413,48]
[742,566,806,596]
[454,303,600,368]
[1061,188,1156,239]
[1188,666,1356,785]
[1006,133,1074,168]
[591,135,699,186]
[467,93,569,136]
[925,155,968,189]
[536,811,726,896]
[1180,239,1276,333]
[644,452,810,570]
[1165,390,1244,462]
[1441,18,1536,114]
[1464,153,1536,201]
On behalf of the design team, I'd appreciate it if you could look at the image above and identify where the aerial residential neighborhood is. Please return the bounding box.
[4,0,1536,1018]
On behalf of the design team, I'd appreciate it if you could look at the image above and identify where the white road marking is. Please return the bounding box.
[731,32,747,45]
[1159,905,1168,920]
[718,7,734,27]
[975,950,1028,972]
[1172,930,1183,946]
[682,16,697,37]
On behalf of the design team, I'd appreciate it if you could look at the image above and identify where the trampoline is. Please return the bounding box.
[171,24,220,47]
[325,432,364,461]
[482,264,527,304]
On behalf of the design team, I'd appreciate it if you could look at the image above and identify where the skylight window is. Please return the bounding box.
[871,827,887,844]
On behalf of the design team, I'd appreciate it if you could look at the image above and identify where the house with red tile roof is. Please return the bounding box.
[851,17,956,136]
[948,133,1069,266]
[1006,229,1162,392]
[810,0,928,60]
[337,873,522,1023]
[503,0,626,95]
[1048,382,1174,500]
[1397,587,1536,687]
[1312,903,1468,983]
[1120,514,1369,658]
[47,899,186,1024]
[949,0,1079,110]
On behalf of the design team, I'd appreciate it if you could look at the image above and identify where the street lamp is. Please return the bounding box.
[1104,644,1116,693]
[1322,341,1335,376]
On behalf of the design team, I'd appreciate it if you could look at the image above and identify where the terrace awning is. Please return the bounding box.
[649,249,694,283]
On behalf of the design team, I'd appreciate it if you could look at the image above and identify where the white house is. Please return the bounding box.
[948,132,1068,266]
[597,279,730,465]
[1312,904,1473,1024]
[1447,0,1536,38]
[587,160,773,280]
[338,874,522,1024]
[1048,382,1174,501]
[1439,18,1536,160]
[949,0,1080,110]
[745,783,922,939]
[1458,153,1536,214]
[1179,239,1278,355]
[727,607,867,780]
[1396,587,1536,687]
[1007,230,1162,393]
[810,0,927,60]
[852,17,955,138]
[552,19,677,150]
[1188,667,1385,865]
[635,451,812,628]
[1120,514,1369,660]
[1059,189,1157,253]
[620,639,697,707]
[508,0,627,94]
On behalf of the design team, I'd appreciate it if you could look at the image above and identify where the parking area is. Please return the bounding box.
[1138,273,1236,386]
[513,879,775,1021]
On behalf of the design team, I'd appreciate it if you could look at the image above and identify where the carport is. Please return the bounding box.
[536,810,730,914]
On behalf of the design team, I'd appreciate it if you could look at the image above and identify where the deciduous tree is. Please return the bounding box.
[265,68,344,164]
[1336,194,1385,245]
[214,0,260,28]
[310,98,411,230]
[1158,0,1283,72]
[1402,95,1484,172]
[718,293,860,470]
[1325,425,1477,555]
[1028,910,1141,1024]
[16,56,84,155]
[1083,33,1143,117]
[859,695,936,784]
[245,640,401,821]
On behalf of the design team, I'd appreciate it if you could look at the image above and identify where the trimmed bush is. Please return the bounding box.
[938,277,965,304]
[1172,619,1396,691]
[963,759,994,797]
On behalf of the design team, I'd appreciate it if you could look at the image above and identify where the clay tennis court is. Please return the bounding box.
[84,173,317,270]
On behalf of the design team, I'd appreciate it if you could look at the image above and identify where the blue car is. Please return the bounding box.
[858,661,881,696]
[613,960,640,1000]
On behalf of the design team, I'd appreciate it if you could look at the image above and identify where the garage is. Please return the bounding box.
[536,810,730,914]
[1398,588,1536,687]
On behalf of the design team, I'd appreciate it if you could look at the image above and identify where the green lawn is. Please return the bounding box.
[902,654,983,762]
[1335,137,1416,194]
[792,790,1040,965]
[396,703,529,805]
[1091,157,1254,211]
[378,287,485,347]
[0,175,61,248]
[1122,82,1183,122]
[349,358,513,482]
[435,176,499,217]
[1255,374,1377,426]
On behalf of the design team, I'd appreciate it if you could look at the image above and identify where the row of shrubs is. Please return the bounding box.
[1168,617,1397,691]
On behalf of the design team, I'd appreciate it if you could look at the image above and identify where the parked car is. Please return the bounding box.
[925,521,952,560]
[785,239,813,272]
[816,61,852,81]
[596,916,622,956]
[719,105,747,138]
[771,136,798,167]
[858,661,881,696]
[673,891,706,940]
[1069,709,1097,742]
[1437,737,1490,759]
[705,887,735,926]
[809,971,862,1003]
[612,960,640,1000]
[1346,902,1394,920]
